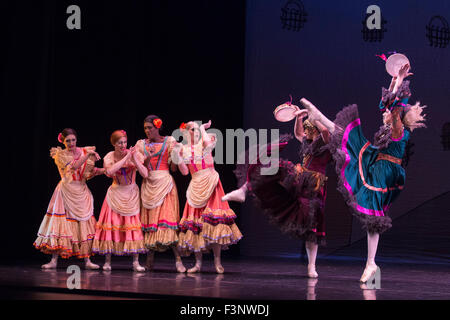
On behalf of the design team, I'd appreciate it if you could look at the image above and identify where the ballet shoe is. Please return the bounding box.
[176,261,186,273]
[307,264,318,278]
[214,258,224,274]
[133,262,146,273]
[215,264,224,274]
[360,264,378,283]
[187,265,201,273]
[102,263,112,271]
[41,261,57,269]
[222,188,246,203]
[85,261,100,270]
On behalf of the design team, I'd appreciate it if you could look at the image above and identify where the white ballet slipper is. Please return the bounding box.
[360,264,378,283]
[307,264,318,279]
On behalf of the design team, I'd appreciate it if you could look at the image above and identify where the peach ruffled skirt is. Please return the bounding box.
[178,179,243,256]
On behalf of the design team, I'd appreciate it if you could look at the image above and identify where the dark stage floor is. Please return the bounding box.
[1,256,449,300]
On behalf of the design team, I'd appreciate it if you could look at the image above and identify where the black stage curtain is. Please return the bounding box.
[1,0,245,262]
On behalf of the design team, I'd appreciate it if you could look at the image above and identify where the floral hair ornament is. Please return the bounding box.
[57,133,64,143]
[180,122,187,130]
[120,130,127,136]
[153,118,163,129]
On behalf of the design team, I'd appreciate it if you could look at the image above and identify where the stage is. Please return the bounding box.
[1,256,449,300]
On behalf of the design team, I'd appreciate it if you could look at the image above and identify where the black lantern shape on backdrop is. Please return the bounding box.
[426,16,450,48]
[362,13,387,42]
[441,123,450,151]
[280,0,307,32]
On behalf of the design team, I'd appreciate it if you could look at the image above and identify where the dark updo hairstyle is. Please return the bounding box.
[58,128,78,143]
[144,114,163,133]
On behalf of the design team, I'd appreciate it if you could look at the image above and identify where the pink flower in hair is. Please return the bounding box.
[58,133,63,143]
[121,130,127,136]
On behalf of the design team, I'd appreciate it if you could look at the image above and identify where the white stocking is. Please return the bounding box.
[305,241,318,278]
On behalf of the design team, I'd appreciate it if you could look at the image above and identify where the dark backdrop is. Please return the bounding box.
[1,0,245,263]
[241,0,450,263]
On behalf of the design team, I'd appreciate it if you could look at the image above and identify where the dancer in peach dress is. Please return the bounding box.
[135,115,186,272]
[92,130,147,272]
[174,120,243,274]
[34,128,105,269]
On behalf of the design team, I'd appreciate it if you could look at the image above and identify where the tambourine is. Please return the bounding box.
[386,53,410,77]
[274,103,308,122]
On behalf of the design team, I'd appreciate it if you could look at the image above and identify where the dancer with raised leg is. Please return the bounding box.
[92,130,147,272]
[222,100,332,278]
[135,115,186,273]
[34,128,105,270]
[175,121,243,274]
[301,58,426,282]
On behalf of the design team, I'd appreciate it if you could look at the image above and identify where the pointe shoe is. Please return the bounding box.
[360,264,378,283]
[307,264,318,278]
[41,261,57,269]
[215,264,224,274]
[187,265,201,273]
[176,261,186,273]
[133,262,146,273]
[299,98,336,134]
[103,263,112,271]
[85,261,100,270]
[222,188,247,203]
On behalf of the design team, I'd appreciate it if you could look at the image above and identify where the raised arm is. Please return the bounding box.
[313,120,330,144]
[393,64,413,94]
[293,108,308,142]
[200,120,213,148]
[390,107,404,140]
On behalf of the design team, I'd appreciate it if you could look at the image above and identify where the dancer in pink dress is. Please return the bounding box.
[135,115,186,273]
[34,128,105,269]
[92,130,147,272]
[174,120,243,274]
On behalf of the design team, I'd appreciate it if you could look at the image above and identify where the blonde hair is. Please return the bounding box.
[383,102,427,132]
[403,102,427,132]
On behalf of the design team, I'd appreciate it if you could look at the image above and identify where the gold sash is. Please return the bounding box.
[141,170,174,209]
[186,168,219,208]
[106,183,140,216]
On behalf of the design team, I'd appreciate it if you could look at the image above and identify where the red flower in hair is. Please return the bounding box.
[180,122,187,130]
[58,133,63,143]
[153,118,163,129]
